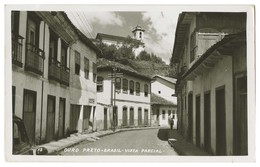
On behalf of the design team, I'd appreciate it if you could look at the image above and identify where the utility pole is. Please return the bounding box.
[108,66,123,132]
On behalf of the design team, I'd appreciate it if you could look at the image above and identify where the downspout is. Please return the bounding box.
[39,22,46,144]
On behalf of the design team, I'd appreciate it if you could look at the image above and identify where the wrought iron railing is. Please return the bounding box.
[60,65,70,86]
[48,59,60,82]
[25,43,44,75]
[12,33,24,67]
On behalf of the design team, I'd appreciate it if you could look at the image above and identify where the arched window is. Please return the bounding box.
[97,76,103,92]
[144,84,149,97]
[129,80,134,95]
[136,82,140,96]
[123,78,128,94]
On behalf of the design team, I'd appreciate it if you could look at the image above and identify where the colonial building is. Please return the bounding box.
[151,75,177,127]
[69,22,100,134]
[171,12,247,155]
[96,58,151,130]
[11,11,99,145]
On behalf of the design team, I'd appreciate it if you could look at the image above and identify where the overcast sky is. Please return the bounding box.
[66,11,181,64]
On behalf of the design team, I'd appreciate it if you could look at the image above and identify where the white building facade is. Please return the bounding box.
[151,75,177,128]
[96,58,151,130]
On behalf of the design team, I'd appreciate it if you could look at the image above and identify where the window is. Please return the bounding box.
[115,78,121,92]
[61,41,68,68]
[129,80,134,95]
[136,82,140,96]
[49,30,58,64]
[168,110,171,117]
[123,79,128,94]
[75,51,80,75]
[84,57,89,79]
[190,31,197,63]
[162,110,165,120]
[93,63,97,82]
[139,32,142,39]
[144,84,149,97]
[97,76,103,92]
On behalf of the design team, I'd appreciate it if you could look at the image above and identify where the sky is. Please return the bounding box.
[66,11,181,64]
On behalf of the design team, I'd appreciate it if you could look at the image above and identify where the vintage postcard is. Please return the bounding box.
[5,4,255,162]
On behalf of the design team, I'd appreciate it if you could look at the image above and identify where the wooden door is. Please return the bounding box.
[58,98,65,139]
[216,86,226,155]
[234,76,247,155]
[23,89,36,144]
[188,93,193,141]
[196,95,200,147]
[144,109,148,126]
[204,92,211,153]
[46,95,56,142]
[104,108,108,130]
[83,106,91,131]
[130,108,134,126]
[122,107,128,126]
[138,108,142,126]
[70,105,81,133]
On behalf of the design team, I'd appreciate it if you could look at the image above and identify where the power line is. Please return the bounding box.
[79,12,96,38]
[75,12,94,38]
[68,12,91,37]
[70,12,93,38]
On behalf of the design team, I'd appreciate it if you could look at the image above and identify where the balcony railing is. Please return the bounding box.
[25,43,44,75]
[60,65,70,86]
[48,59,60,82]
[12,33,24,67]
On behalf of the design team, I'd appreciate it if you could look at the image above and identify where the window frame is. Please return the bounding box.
[129,80,134,95]
[97,76,104,92]
[144,84,149,97]
[84,57,89,79]
[135,82,140,96]
[74,51,80,75]
[123,78,128,94]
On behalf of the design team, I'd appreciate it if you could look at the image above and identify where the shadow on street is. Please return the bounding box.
[157,128,171,141]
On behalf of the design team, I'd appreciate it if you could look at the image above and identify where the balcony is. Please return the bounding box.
[25,43,44,75]
[48,59,60,82]
[12,33,24,67]
[60,66,70,86]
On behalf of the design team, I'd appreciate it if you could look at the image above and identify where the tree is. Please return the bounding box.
[136,50,151,61]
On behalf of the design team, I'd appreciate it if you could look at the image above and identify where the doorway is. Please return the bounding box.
[46,95,56,142]
[204,92,211,153]
[196,95,201,147]
[58,98,65,139]
[216,86,226,155]
[188,93,193,141]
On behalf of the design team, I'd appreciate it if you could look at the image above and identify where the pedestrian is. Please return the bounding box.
[170,117,174,130]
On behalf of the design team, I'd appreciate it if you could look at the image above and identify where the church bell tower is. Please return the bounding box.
[132,25,145,41]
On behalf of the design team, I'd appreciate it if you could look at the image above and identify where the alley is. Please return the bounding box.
[57,128,179,156]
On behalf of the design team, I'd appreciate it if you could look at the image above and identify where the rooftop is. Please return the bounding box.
[151,93,177,106]
[97,58,151,80]
[152,75,177,84]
